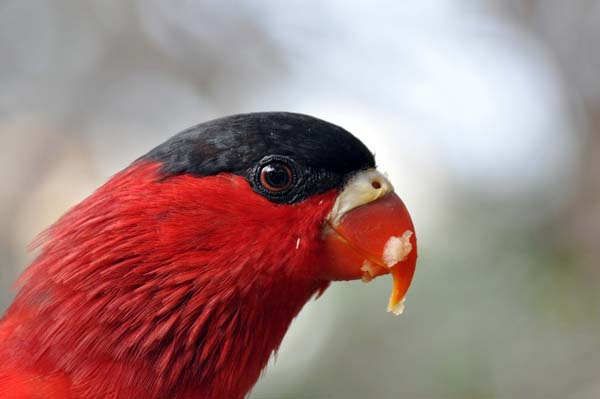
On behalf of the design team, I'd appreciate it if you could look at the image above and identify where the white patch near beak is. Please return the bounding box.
[360,260,376,283]
[388,298,406,315]
[382,231,413,267]
[327,169,394,227]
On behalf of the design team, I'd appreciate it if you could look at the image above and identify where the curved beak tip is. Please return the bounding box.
[383,230,416,316]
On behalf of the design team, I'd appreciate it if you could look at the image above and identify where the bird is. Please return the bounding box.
[0,112,417,399]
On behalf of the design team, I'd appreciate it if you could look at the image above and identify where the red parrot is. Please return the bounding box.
[0,112,417,399]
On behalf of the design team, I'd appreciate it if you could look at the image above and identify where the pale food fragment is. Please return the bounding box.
[387,297,406,315]
[382,230,413,267]
[360,260,376,283]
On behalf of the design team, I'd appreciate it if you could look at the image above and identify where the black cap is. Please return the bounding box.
[142,112,375,204]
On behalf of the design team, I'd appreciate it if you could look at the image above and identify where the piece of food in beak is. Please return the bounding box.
[321,170,417,315]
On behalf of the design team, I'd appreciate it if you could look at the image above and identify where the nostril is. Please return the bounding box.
[371,180,382,189]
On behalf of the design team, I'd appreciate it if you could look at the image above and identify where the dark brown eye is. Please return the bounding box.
[259,162,293,192]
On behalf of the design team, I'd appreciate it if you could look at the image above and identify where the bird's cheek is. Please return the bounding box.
[319,192,417,315]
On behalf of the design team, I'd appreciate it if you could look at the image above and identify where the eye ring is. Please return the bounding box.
[259,162,294,193]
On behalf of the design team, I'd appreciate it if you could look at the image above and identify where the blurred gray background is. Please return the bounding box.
[1,1,599,398]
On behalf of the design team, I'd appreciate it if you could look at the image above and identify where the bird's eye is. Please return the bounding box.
[259,162,293,192]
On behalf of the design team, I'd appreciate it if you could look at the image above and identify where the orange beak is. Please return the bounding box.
[320,172,417,315]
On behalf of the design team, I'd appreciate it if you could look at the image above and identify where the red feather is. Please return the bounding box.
[0,161,336,398]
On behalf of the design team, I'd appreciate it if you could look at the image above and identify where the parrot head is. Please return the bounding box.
[141,111,417,312]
